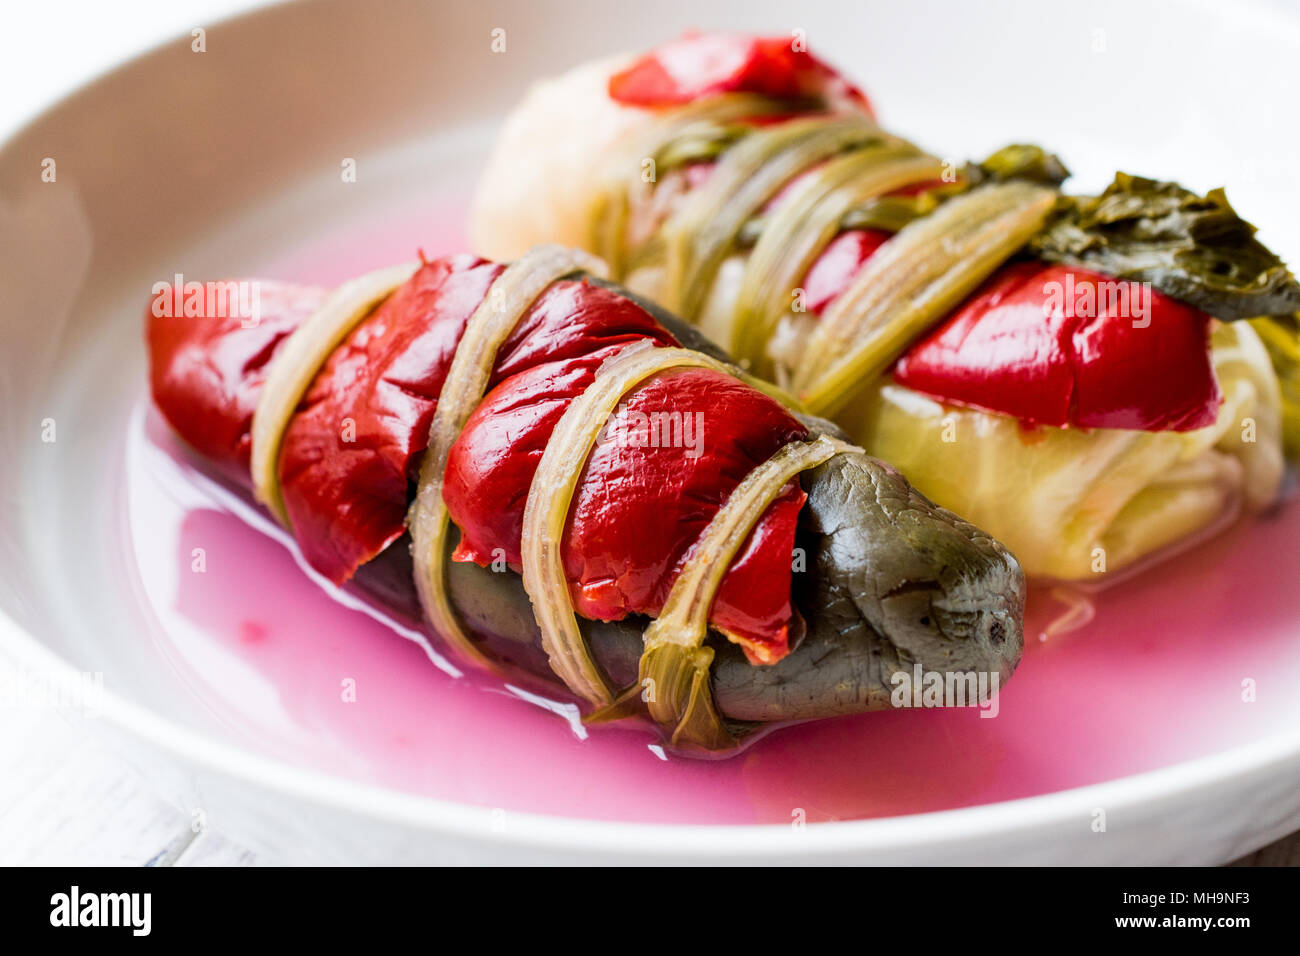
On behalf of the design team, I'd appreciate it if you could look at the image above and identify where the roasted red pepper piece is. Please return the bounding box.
[795,180,957,315]
[609,32,872,114]
[445,358,808,663]
[147,280,327,484]
[281,258,688,583]
[893,262,1222,431]
[146,256,810,663]
[801,229,892,316]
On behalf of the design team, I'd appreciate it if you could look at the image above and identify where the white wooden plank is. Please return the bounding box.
[0,657,259,865]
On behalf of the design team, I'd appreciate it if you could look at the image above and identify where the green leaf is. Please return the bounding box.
[1030,173,1300,320]
[970,143,1071,188]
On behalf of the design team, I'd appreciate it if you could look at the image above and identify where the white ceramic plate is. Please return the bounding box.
[3,0,1300,864]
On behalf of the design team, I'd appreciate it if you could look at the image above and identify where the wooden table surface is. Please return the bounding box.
[2,656,1296,865]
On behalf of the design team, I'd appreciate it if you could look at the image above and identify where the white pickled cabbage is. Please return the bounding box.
[839,322,1284,580]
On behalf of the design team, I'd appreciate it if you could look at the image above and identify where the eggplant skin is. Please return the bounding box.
[710,441,1025,722]
[410,425,1027,725]
[605,283,1026,720]
[356,282,1026,725]
[422,438,1025,724]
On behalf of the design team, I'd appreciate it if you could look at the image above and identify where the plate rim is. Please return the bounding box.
[4,0,1300,860]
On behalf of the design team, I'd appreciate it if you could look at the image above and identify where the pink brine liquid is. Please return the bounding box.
[122,200,1300,826]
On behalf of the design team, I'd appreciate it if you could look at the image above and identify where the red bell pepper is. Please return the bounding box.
[609,32,872,115]
[801,229,892,316]
[893,262,1222,431]
[786,224,1222,432]
[148,280,326,485]
[147,255,809,664]
[445,356,807,663]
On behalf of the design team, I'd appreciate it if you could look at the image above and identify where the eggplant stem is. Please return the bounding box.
[250,262,418,526]
[410,245,608,671]
[521,344,755,707]
[732,146,944,377]
[794,182,1057,418]
[633,434,853,749]
[586,94,796,275]
[660,115,888,320]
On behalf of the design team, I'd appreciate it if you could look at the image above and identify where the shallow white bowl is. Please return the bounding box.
[2,0,1299,864]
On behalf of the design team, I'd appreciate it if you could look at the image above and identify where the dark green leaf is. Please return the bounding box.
[1030,173,1300,320]
[970,143,1071,188]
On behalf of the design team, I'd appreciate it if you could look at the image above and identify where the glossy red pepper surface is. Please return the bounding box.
[446,359,807,663]
[147,255,809,664]
[792,229,1222,432]
[893,262,1221,431]
[147,280,327,485]
[609,33,872,114]
[606,34,1222,433]
[801,229,892,316]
